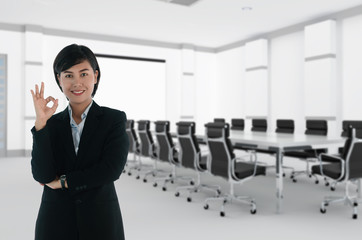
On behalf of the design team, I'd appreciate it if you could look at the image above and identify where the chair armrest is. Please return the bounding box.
[317,153,345,181]
[231,156,259,180]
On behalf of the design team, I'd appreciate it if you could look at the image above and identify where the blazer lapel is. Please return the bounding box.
[56,107,77,164]
[76,102,103,161]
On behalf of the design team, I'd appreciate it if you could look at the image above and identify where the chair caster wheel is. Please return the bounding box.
[325,182,330,187]
[123,170,126,173]
[153,183,157,187]
[216,190,221,196]
[170,180,174,184]
[136,176,140,180]
[162,187,167,191]
[128,172,132,176]
[152,173,156,177]
[315,180,319,184]
[204,204,209,210]
[250,209,257,214]
[143,179,147,183]
[320,208,326,214]
[354,202,358,207]
[292,179,297,183]
[220,211,225,217]
[283,173,286,177]
[187,197,192,202]
[169,174,173,177]
[175,192,180,197]
[331,187,335,191]
[353,214,358,219]
[190,181,195,185]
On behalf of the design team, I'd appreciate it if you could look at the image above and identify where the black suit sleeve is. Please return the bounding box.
[30,125,57,184]
[66,111,129,194]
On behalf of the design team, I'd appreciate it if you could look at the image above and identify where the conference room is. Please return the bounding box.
[1,0,362,239]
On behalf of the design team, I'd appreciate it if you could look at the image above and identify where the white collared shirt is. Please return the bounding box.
[68,101,93,154]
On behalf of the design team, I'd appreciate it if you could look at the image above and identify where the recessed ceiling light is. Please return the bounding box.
[242,6,253,11]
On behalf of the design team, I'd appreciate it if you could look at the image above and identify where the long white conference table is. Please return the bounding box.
[195,131,346,214]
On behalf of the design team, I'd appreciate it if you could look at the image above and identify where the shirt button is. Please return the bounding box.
[76,199,82,204]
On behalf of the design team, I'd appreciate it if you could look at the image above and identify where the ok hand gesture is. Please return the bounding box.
[30,82,59,131]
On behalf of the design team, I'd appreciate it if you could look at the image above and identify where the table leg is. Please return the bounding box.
[276,150,283,213]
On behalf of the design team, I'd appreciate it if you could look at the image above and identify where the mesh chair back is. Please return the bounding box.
[342,121,362,138]
[177,121,199,169]
[251,119,267,132]
[305,120,327,136]
[155,121,174,162]
[275,119,294,134]
[214,118,226,123]
[205,122,234,179]
[231,118,244,131]
[126,119,138,153]
[345,126,362,179]
[137,120,154,157]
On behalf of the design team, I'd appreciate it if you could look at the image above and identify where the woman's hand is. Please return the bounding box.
[46,177,61,189]
[30,82,59,131]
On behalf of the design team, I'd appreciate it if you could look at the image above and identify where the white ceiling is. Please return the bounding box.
[1,0,362,48]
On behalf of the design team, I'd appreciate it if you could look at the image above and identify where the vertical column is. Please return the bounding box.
[0,55,6,157]
[244,39,268,123]
[180,44,195,121]
[304,20,337,120]
[24,25,43,153]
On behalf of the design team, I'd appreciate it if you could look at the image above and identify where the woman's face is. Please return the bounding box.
[58,60,98,108]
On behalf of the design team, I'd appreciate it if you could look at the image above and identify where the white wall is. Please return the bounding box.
[342,14,362,120]
[270,31,304,134]
[0,30,24,152]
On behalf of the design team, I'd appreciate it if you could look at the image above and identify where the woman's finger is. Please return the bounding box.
[51,99,59,112]
[40,82,44,99]
[45,96,56,103]
[35,84,39,97]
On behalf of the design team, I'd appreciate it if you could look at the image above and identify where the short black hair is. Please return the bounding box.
[53,44,101,97]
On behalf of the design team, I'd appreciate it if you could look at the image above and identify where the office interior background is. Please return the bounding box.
[2,0,362,239]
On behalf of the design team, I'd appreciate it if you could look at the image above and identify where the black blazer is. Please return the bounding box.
[31,102,129,240]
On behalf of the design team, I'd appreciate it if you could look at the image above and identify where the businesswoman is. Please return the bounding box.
[30,44,129,240]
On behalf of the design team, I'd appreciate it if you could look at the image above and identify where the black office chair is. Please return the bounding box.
[124,119,140,176]
[251,119,267,132]
[214,118,226,123]
[284,120,328,183]
[152,121,193,191]
[174,122,221,202]
[136,120,159,182]
[321,120,362,190]
[275,119,294,133]
[231,118,245,131]
[312,127,362,219]
[203,122,266,217]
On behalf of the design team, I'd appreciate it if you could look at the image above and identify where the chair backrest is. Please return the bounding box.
[231,118,244,131]
[126,119,138,153]
[176,121,200,169]
[275,119,294,134]
[345,127,362,180]
[155,121,175,162]
[214,118,225,123]
[305,120,327,136]
[342,120,362,138]
[205,122,235,179]
[137,120,154,157]
[251,119,267,132]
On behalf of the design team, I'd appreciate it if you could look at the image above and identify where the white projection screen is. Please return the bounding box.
[94,56,166,122]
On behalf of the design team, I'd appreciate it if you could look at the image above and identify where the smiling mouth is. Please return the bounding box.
[71,90,85,96]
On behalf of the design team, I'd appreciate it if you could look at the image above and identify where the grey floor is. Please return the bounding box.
[1,155,361,240]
